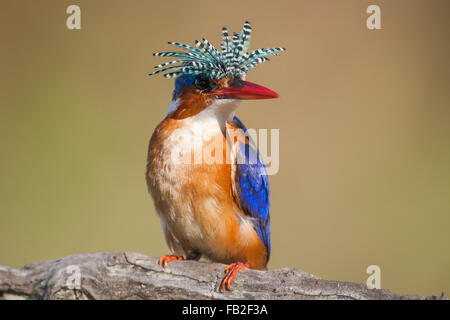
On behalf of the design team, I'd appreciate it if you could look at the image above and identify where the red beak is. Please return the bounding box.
[207,79,279,100]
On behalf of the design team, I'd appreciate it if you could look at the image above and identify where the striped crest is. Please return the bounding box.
[150,21,285,79]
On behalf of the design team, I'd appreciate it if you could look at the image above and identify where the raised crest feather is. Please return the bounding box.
[150,21,285,79]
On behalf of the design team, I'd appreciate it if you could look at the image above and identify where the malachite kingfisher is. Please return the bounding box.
[146,21,285,291]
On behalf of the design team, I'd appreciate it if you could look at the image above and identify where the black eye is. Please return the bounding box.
[194,75,210,91]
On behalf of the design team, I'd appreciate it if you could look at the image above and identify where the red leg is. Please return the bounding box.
[158,255,184,268]
[221,262,250,292]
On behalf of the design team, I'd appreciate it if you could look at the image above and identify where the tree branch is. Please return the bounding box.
[0,252,445,300]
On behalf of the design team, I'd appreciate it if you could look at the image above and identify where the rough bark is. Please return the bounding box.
[0,252,445,300]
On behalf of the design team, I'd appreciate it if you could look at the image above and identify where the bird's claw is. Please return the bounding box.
[221,262,250,292]
[158,255,184,268]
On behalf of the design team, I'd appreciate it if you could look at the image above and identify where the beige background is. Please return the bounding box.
[1,0,449,296]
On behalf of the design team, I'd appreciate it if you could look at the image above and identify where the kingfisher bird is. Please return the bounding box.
[146,21,285,291]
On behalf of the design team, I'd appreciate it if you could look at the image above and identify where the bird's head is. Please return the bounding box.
[151,22,285,120]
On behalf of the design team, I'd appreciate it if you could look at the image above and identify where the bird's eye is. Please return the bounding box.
[194,75,210,91]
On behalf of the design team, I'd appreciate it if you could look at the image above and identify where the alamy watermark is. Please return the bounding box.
[65,265,81,290]
[366,265,381,289]
[168,127,280,175]
[66,5,382,31]
[366,5,382,30]
[66,5,81,30]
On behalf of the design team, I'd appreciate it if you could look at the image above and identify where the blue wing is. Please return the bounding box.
[230,116,271,260]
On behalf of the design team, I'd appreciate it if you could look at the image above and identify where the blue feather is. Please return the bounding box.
[231,116,271,260]
[172,73,195,100]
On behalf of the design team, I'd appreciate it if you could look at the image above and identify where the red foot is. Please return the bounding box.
[221,262,250,292]
[158,255,184,268]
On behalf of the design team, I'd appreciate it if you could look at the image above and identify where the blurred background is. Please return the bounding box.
[1,0,449,297]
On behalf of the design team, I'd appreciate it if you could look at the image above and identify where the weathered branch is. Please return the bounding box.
[0,252,445,300]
